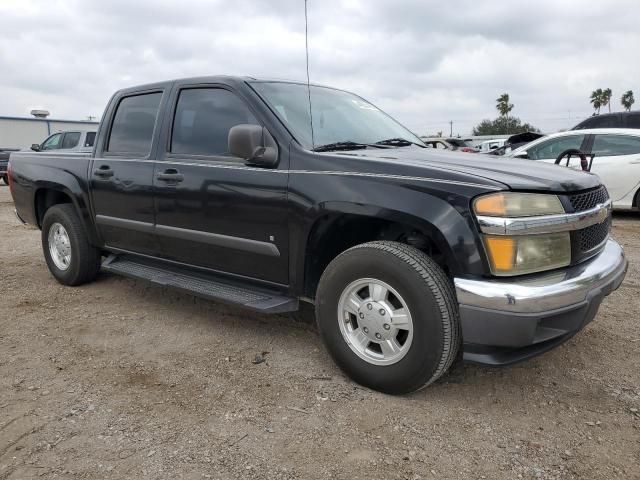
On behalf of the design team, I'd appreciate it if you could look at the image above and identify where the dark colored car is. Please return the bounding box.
[0,149,18,184]
[572,111,640,130]
[484,132,545,156]
[421,137,479,153]
[8,76,627,394]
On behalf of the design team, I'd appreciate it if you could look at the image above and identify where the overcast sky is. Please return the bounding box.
[1,0,638,135]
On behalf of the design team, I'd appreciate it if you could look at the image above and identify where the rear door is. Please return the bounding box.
[89,88,168,255]
[588,134,640,202]
[153,84,289,285]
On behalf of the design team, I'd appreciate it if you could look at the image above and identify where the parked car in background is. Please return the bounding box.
[31,130,97,153]
[0,149,18,184]
[478,138,506,153]
[420,137,478,153]
[572,111,640,130]
[483,132,545,156]
[508,128,640,210]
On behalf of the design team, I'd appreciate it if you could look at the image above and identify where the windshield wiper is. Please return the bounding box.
[375,138,425,148]
[312,141,388,152]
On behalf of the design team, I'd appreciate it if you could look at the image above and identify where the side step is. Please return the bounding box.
[101,255,299,314]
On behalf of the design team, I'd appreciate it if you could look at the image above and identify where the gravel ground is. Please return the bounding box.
[1,185,639,479]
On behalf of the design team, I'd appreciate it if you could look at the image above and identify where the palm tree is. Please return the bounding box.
[621,90,635,111]
[496,93,514,117]
[602,88,612,113]
[590,89,603,114]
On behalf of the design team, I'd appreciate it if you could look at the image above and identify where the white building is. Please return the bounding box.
[0,115,99,149]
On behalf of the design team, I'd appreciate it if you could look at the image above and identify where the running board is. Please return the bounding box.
[101,255,298,314]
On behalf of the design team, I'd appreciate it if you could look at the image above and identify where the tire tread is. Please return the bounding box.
[338,241,461,391]
[42,204,101,286]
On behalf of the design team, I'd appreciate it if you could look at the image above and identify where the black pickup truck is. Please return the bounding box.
[8,76,628,393]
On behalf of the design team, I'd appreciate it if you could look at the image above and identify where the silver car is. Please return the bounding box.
[31,130,97,153]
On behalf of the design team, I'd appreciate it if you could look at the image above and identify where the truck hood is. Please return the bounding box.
[337,146,601,192]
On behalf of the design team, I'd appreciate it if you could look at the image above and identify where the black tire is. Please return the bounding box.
[315,241,460,394]
[41,204,101,286]
[1,174,7,185]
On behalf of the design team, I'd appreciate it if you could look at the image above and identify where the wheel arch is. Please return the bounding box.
[32,179,101,247]
[299,199,484,299]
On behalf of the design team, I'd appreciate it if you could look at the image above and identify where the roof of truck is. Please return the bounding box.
[116,75,335,94]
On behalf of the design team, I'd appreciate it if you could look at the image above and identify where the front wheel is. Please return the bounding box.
[315,241,460,394]
[42,204,101,286]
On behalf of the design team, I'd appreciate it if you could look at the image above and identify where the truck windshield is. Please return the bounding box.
[250,81,424,151]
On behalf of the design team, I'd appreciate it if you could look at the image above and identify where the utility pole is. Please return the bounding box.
[449,121,453,137]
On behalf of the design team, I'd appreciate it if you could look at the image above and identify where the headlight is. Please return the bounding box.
[474,192,564,217]
[474,192,570,276]
[483,233,571,276]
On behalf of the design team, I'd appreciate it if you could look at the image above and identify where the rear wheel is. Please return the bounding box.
[315,241,460,394]
[1,174,7,185]
[42,204,101,286]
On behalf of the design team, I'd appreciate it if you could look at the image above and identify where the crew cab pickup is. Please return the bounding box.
[8,76,628,394]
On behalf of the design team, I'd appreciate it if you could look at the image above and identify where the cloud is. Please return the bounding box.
[0,0,638,135]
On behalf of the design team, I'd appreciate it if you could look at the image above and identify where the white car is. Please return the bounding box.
[508,128,640,210]
[478,138,506,152]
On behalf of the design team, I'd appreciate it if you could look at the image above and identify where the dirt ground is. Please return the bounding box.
[0,186,639,480]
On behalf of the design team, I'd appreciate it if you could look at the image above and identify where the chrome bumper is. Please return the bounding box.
[455,239,627,314]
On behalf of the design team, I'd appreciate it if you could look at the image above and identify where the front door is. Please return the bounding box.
[90,89,166,256]
[153,86,289,285]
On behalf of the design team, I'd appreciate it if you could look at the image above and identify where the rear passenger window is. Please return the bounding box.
[171,88,258,156]
[61,132,81,149]
[592,135,640,156]
[107,92,162,154]
[84,132,96,147]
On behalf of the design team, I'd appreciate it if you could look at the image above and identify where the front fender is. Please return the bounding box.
[289,172,493,291]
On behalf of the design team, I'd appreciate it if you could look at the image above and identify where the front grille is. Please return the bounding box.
[568,186,609,212]
[565,186,611,262]
[576,217,610,253]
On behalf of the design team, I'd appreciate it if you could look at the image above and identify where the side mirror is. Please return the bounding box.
[31,143,41,152]
[513,151,528,159]
[228,124,278,168]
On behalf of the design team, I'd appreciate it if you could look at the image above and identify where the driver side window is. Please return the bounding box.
[41,133,63,150]
[528,135,585,160]
[170,88,258,157]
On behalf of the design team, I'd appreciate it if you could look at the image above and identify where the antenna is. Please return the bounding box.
[304,0,315,149]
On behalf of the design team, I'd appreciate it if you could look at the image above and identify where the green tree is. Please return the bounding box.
[590,88,603,114]
[621,90,635,111]
[602,88,612,113]
[472,117,540,136]
[496,93,514,117]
